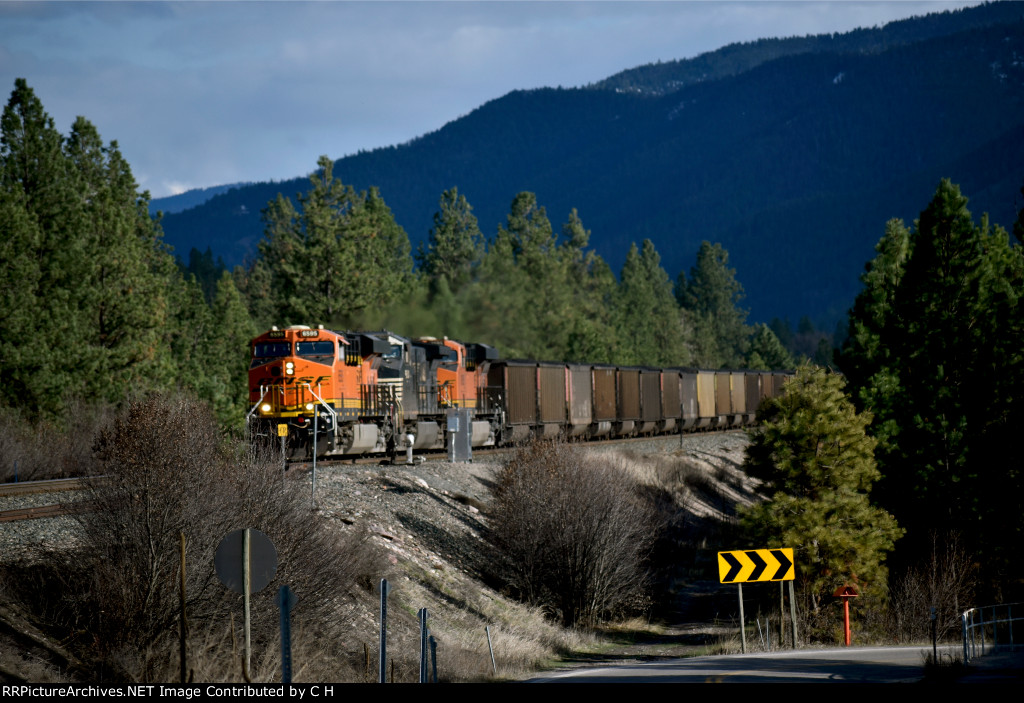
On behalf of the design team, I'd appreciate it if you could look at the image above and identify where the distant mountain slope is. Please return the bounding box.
[160,3,1024,324]
[594,1,1020,95]
[150,182,252,215]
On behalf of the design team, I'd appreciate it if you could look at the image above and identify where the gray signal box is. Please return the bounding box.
[447,408,472,462]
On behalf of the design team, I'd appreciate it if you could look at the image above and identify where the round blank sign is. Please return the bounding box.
[215,528,278,595]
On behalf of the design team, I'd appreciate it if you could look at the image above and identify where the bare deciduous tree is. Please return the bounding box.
[60,392,383,681]
[889,531,977,643]
[489,440,656,627]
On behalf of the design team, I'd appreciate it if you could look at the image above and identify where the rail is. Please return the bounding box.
[962,602,1023,663]
[0,477,90,497]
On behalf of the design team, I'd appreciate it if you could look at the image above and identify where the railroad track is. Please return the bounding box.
[0,477,92,523]
[0,477,90,498]
[0,503,89,523]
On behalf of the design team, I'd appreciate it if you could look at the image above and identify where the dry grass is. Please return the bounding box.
[609,445,760,522]
[383,555,592,681]
[921,649,968,682]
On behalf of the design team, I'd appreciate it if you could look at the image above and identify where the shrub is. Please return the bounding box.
[16,392,382,682]
[0,400,111,481]
[888,532,977,643]
[488,440,656,628]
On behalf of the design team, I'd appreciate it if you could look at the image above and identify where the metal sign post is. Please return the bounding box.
[179,531,187,684]
[738,582,746,654]
[215,528,278,679]
[311,406,318,508]
[243,528,251,673]
[277,585,297,683]
[418,608,429,683]
[833,585,859,646]
[278,423,288,484]
[789,580,798,647]
[379,579,391,683]
[485,626,496,675]
[931,606,938,661]
[779,581,785,649]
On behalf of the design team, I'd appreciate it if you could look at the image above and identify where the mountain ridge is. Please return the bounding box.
[157,2,1024,324]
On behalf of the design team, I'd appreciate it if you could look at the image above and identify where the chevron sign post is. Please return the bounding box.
[717,548,795,584]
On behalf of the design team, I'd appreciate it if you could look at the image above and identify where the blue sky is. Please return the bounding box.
[0,1,982,198]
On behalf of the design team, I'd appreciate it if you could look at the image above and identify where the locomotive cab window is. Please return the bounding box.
[438,347,457,365]
[377,343,404,380]
[296,340,336,365]
[251,342,291,367]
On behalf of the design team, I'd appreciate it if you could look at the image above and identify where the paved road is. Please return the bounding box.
[528,645,956,683]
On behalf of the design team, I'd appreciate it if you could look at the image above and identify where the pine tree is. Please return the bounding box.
[258,192,306,324]
[257,156,413,327]
[0,79,78,415]
[739,366,903,619]
[0,80,175,415]
[206,272,258,428]
[65,117,173,403]
[615,240,690,366]
[840,180,1024,589]
[0,79,72,241]
[470,192,568,359]
[417,187,483,293]
[837,218,912,454]
[677,241,749,368]
[345,185,413,321]
[883,182,1014,527]
[0,189,43,410]
[560,209,618,363]
[746,323,794,369]
[182,247,227,303]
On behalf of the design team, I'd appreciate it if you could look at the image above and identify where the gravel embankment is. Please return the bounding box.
[0,490,85,562]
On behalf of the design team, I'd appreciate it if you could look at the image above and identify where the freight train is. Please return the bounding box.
[247,325,792,459]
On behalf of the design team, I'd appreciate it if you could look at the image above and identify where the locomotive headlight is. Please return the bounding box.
[261,403,272,413]
[285,361,295,375]
[305,403,314,411]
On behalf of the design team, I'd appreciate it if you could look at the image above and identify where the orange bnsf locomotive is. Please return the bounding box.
[247,325,501,458]
[248,324,793,460]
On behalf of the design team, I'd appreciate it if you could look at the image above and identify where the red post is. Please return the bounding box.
[833,586,859,647]
[843,597,851,646]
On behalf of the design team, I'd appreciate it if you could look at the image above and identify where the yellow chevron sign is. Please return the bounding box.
[717,548,795,584]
